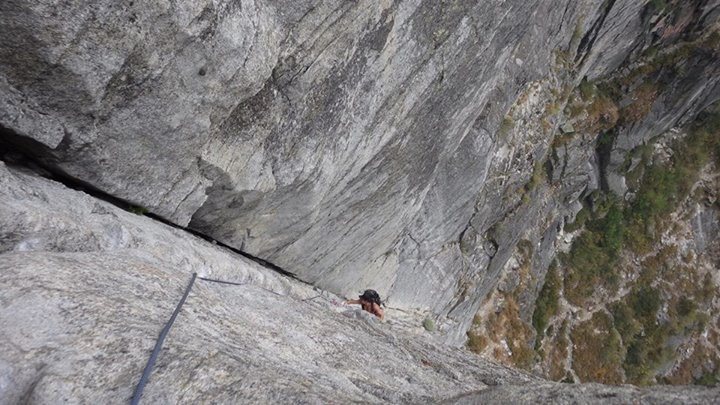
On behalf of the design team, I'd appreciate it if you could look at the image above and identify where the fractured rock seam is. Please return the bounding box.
[0,126,301,282]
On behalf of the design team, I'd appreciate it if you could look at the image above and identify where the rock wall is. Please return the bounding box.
[466,0,720,383]
[2,0,719,345]
[0,161,531,402]
[2,161,719,403]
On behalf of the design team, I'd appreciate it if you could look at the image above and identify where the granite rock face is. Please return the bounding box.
[448,382,720,404]
[0,162,532,403]
[464,0,720,382]
[2,162,719,403]
[2,0,720,345]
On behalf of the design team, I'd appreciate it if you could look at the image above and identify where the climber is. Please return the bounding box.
[344,289,385,320]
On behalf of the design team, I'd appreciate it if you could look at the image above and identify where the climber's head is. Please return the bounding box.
[359,289,382,306]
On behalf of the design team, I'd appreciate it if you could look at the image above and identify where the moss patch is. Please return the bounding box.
[620,83,659,124]
[467,330,488,353]
[570,312,624,384]
[547,321,570,381]
[555,102,720,385]
[562,198,624,306]
[532,261,561,343]
[626,106,720,254]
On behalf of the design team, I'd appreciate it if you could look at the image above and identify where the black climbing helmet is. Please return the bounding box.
[360,289,383,306]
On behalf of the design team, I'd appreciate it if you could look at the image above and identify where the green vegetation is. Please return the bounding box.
[466,330,488,352]
[528,11,720,385]
[498,115,515,140]
[648,0,667,13]
[498,295,536,369]
[532,261,561,345]
[578,78,595,100]
[563,198,624,305]
[622,29,720,89]
[520,158,549,204]
[128,205,149,215]
[604,268,714,385]
[535,26,720,383]
[629,286,661,321]
[622,285,672,385]
[695,371,719,387]
[562,106,720,304]
[564,205,590,233]
[546,102,562,115]
[565,81,619,133]
[467,314,487,352]
[423,317,436,332]
[700,273,717,303]
[623,144,654,190]
[554,100,720,384]
[609,301,642,345]
[470,290,537,369]
[570,312,624,384]
[626,107,720,253]
[547,320,571,381]
[569,27,720,134]
[676,296,696,318]
[625,165,684,253]
[620,83,659,124]
[571,283,708,385]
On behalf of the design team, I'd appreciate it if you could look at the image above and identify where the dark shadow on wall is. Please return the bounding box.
[0,124,300,281]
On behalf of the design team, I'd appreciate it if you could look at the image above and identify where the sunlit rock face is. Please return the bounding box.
[0,161,535,403]
[1,0,719,343]
[2,162,719,403]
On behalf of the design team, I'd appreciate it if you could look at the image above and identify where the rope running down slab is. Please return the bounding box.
[130,272,197,405]
[130,273,308,403]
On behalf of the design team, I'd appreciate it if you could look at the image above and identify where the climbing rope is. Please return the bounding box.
[131,272,197,405]
[198,276,247,286]
[130,272,336,403]
[130,272,303,403]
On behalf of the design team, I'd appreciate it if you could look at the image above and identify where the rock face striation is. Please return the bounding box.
[2,0,720,393]
[8,0,720,341]
[0,161,532,403]
[2,162,719,403]
[1,0,719,342]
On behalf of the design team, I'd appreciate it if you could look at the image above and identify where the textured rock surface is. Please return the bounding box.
[449,382,720,404]
[2,162,719,403]
[9,0,720,338]
[2,0,720,353]
[3,0,720,399]
[464,0,720,383]
[0,162,532,403]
